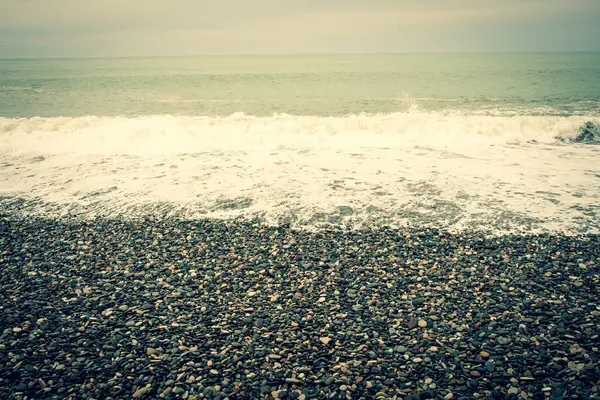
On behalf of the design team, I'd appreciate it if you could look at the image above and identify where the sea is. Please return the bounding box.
[1,53,599,233]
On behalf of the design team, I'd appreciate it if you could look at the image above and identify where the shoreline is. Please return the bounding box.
[1,214,599,399]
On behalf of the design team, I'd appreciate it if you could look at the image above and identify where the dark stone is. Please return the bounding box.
[412,298,425,306]
[0,216,599,400]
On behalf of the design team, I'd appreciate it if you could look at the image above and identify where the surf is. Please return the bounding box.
[0,112,596,156]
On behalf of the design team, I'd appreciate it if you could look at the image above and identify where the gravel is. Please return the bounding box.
[0,214,599,399]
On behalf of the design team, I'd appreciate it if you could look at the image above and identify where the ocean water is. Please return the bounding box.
[1,53,599,233]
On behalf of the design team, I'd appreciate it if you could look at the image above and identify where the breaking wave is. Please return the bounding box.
[0,112,595,156]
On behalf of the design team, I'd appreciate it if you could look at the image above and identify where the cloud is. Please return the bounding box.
[1,0,599,57]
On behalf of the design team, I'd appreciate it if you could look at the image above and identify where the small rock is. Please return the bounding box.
[320,337,332,345]
[15,383,28,391]
[497,336,509,345]
[568,361,585,372]
[133,387,148,398]
[479,351,489,358]
[412,298,425,306]
[418,320,427,328]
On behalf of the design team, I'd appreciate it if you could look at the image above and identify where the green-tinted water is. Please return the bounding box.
[1,53,599,117]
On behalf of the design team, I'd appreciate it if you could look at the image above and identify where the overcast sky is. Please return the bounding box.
[1,0,599,58]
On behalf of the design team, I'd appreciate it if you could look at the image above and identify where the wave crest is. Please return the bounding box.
[0,112,594,155]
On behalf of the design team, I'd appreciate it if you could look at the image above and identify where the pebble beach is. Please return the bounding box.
[2,52,600,400]
[1,214,598,400]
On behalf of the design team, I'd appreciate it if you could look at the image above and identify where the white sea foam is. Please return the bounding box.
[0,112,590,155]
[1,112,599,233]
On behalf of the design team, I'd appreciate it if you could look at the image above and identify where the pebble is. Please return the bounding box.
[1,215,599,400]
[133,387,148,398]
[412,298,425,306]
[497,336,510,345]
[15,383,27,391]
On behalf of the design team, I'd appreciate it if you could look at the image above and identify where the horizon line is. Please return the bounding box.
[1,50,600,61]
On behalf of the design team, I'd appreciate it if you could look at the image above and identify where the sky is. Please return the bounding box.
[1,0,599,58]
